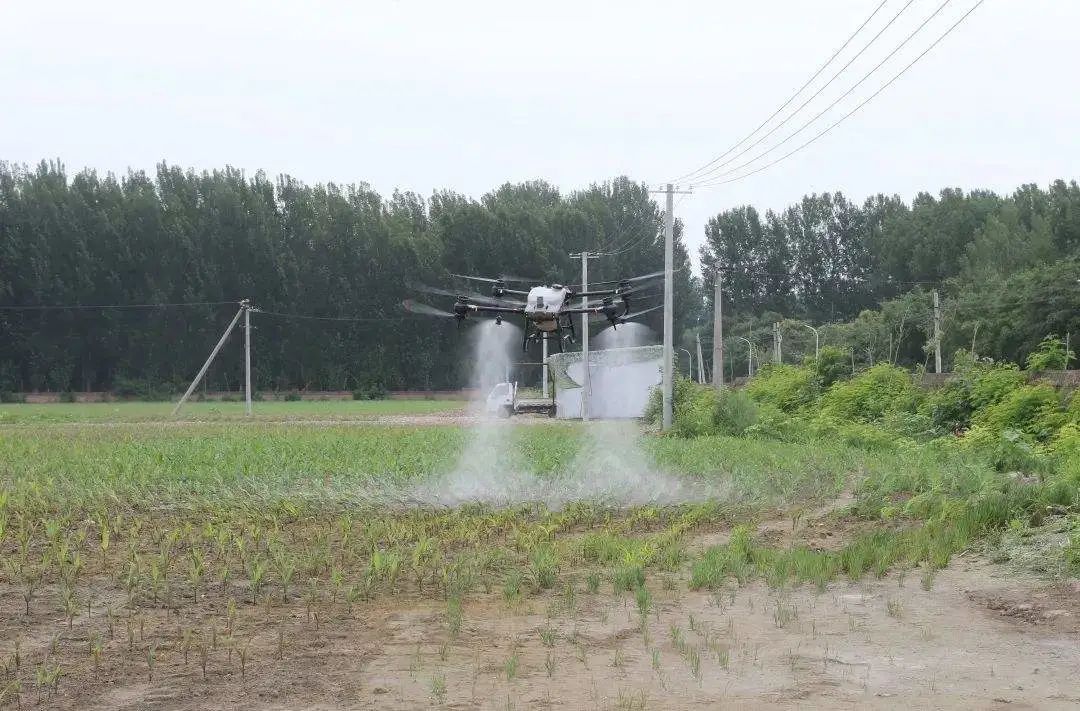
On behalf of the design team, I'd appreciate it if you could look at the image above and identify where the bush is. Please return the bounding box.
[745,363,817,413]
[808,346,851,389]
[352,383,387,400]
[0,391,26,403]
[818,364,921,423]
[283,392,302,402]
[58,391,77,403]
[646,379,758,437]
[973,384,1064,442]
[921,353,1025,434]
[111,376,169,401]
[1025,334,1073,371]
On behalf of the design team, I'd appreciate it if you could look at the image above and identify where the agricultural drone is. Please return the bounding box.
[403,271,663,351]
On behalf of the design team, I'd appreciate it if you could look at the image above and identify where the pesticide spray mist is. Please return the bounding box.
[404,318,710,508]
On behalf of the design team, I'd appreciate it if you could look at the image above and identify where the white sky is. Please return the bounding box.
[2,0,1078,272]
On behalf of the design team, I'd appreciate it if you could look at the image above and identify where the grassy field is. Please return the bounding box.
[0,408,1076,708]
[0,398,464,424]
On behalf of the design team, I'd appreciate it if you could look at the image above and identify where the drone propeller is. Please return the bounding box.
[499,273,546,284]
[578,267,682,289]
[401,299,457,318]
[408,282,525,307]
[450,273,499,284]
[590,303,663,323]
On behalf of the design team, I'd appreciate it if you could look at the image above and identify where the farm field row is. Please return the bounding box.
[0,418,1076,708]
[0,399,465,425]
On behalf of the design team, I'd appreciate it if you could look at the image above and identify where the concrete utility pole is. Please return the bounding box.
[244,299,253,416]
[581,251,591,421]
[541,337,549,397]
[695,332,705,384]
[712,268,723,388]
[932,289,943,373]
[773,322,783,364]
[662,184,674,431]
[646,183,690,431]
[173,302,247,416]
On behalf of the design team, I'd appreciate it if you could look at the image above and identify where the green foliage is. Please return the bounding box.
[921,353,1025,434]
[0,391,26,403]
[808,346,851,389]
[818,364,921,423]
[650,379,759,437]
[1025,335,1073,371]
[0,164,698,393]
[973,384,1064,442]
[352,383,387,401]
[744,363,816,413]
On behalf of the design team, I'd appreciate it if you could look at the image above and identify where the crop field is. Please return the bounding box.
[0,398,1078,709]
[0,399,465,425]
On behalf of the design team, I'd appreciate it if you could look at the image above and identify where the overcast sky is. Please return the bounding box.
[2,0,1078,272]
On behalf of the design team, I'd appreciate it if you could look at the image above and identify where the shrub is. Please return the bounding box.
[0,391,26,403]
[808,345,851,389]
[745,363,817,413]
[973,384,1064,442]
[921,353,1025,434]
[283,392,302,402]
[647,379,758,437]
[818,363,921,423]
[58,391,77,403]
[352,384,387,400]
[1025,334,1073,372]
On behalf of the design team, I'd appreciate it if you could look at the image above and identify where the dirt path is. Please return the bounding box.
[4,556,1076,710]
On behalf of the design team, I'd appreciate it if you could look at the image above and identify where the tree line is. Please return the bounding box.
[698,181,1080,376]
[2,159,1077,394]
[0,161,694,393]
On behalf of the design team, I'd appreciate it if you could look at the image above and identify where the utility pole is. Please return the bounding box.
[570,250,604,420]
[662,184,674,431]
[581,251,590,421]
[773,322,783,364]
[695,332,705,384]
[173,301,248,416]
[932,289,943,373]
[646,184,690,430]
[541,337,549,397]
[244,299,253,416]
[712,267,723,388]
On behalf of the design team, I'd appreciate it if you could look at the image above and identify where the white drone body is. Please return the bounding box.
[524,285,570,332]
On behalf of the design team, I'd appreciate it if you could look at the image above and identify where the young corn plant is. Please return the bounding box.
[247,557,267,605]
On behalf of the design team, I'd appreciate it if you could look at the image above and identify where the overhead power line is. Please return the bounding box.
[695,0,955,186]
[696,0,987,189]
[671,0,893,184]
[0,300,238,312]
[256,309,417,323]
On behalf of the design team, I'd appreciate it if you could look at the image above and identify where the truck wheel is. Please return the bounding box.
[500,405,513,418]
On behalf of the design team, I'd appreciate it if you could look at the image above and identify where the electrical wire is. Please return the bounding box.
[255,309,418,323]
[694,0,953,186]
[0,300,239,311]
[696,0,986,189]
[671,0,893,184]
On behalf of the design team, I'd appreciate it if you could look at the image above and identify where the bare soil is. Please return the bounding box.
[2,554,1077,710]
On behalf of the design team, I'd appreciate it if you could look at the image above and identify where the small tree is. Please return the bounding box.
[1025,335,1073,372]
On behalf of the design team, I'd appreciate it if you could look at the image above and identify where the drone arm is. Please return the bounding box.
[465,304,526,315]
